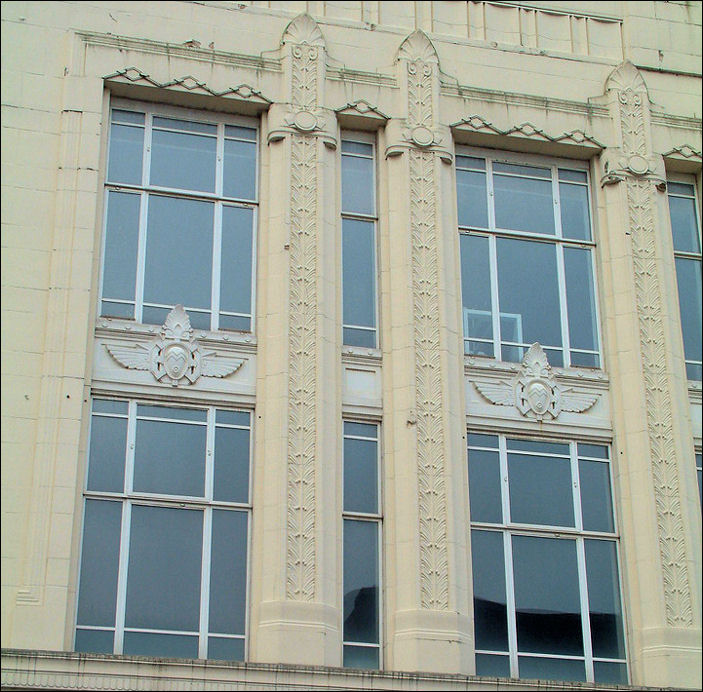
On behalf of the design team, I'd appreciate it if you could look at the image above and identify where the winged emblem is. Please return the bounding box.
[105,305,244,387]
[474,343,598,420]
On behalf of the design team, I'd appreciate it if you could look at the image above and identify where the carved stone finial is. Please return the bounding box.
[397,29,439,65]
[605,60,648,96]
[281,13,325,47]
[105,305,244,387]
[474,343,598,420]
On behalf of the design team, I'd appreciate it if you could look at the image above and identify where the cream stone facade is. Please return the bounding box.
[1,1,701,690]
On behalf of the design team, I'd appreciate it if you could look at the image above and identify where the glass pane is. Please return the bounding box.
[226,125,257,141]
[497,238,562,351]
[558,169,587,183]
[343,644,379,669]
[475,653,510,677]
[93,399,128,415]
[456,155,485,170]
[138,405,206,422]
[102,191,140,304]
[219,314,251,332]
[101,300,134,319]
[217,410,250,427]
[564,247,598,353]
[112,109,145,125]
[224,139,257,200]
[208,636,245,661]
[343,327,376,348]
[344,422,377,439]
[344,437,378,514]
[123,631,199,659]
[342,218,376,332]
[457,169,488,228]
[87,415,127,493]
[125,505,202,631]
[143,195,214,312]
[342,153,374,215]
[594,661,628,684]
[493,162,551,178]
[507,439,569,455]
[494,174,555,235]
[74,628,114,654]
[585,539,625,659]
[150,129,216,192]
[471,530,509,651]
[214,427,250,503]
[468,433,498,448]
[76,500,122,627]
[220,205,254,319]
[107,123,143,184]
[559,182,591,241]
[133,419,206,497]
[343,519,379,644]
[668,195,701,253]
[569,351,599,368]
[687,362,702,381]
[579,460,614,533]
[460,235,493,351]
[209,509,248,635]
[342,140,373,156]
[578,443,608,459]
[468,448,502,523]
[508,452,574,527]
[518,656,585,682]
[668,182,695,196]
[153,117,216,134]
[512,535,583,656]
[675,257,702,373]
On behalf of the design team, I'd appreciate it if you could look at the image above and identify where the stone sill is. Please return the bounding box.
[1,649,667,691]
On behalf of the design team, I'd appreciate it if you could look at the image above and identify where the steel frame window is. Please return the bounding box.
[341,133,379,349]
[457,149,601,369]
[667,176,702,381]
[99,99,258,332]
[342,420,382,669]
[74,399,252,661]
[468,433,627,684]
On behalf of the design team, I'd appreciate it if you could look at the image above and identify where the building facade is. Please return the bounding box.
[1,1,701,689]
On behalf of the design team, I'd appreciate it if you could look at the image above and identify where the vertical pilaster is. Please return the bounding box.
[597,61,701,688]
[251,13,340,666]
[382,30,472,674]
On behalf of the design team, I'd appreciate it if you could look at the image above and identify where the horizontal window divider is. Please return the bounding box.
[341,211,378,221]
[471,522,618,539]
[343,511,383,521]
[207,633,246,639]
[460,226,596,247]
[342,641,380,648]
[343,324,376,332]
[83,493,251,510]
[344,435,379,442]
[105,183,257,206]
[75,625,115,631]
[124,627,200,636]
[515,652,587,661]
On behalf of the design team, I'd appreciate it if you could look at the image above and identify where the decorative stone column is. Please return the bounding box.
[381,30,473,673]
[250,13,341,665]
[597,61,701,688]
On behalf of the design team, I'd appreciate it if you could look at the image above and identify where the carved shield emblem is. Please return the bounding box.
[521,379,554,417]
[162,343,190,381]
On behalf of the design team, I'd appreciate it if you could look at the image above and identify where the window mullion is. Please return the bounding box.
[113,499,131,655]
[198,506,212,659]
[212,203,222,331]
[553,169,571,366]
[576,536,595,682]
[503,530,519,678]
[486,161,502,359]
[135,192,149,324]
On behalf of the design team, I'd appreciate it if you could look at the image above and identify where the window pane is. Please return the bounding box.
[493,162,550,179]
[125,505,202,631]
[342,153,374,215]
[93,399,128,415]
[508,452,574,527]
[674,257,702,375]
[76,500,122,627]
[343,519,379,644]
[224,139,257,200]
[113,109,145,125]
[558,169,587,183]
[343,327,376,348]
[564,247,599,356]
[133,419,206,497]
[343,644,379,669]
[460,234,493,353]
[594,661,628,684]
[87,414,127,493]
[220,205,254,320]
[559,183,591,240]
[153,117,216,135]
[578,443,609,460]
[497,238,562,351]
[208,636,245,661]
[579,460,614,533]
[668,195,701,253]
[217,409,250,427]
[102,191,140,307]
[209,509,248,635]
[342,218,376,334]
[123,631,199,659]
[585,539,625,659]
[108,123,143,185]
[75,628,114,654]
[494,174,555,235]
[214,427,250,503]
[518,656,586,682]
[342,140,373,156]
[143,195,214,313]
[507,439,569,455]
[457,169,488,228]
[138,405,206,422]
[475,653,510,677]
[471,530,509,651]
[344,436,378,514]
[468,433,498,448]
[456,155,485,170]
[150,129,216,192]
[468,448,502,523]
[344,421,377,439]
[512,535,583,656]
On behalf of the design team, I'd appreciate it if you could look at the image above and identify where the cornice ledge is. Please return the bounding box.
[335,99,389,122]
[104,67,272,104]
[77,31,280,72]
[452,114,604,149]
[662,144,702,162]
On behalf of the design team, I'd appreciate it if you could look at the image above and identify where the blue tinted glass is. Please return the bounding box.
[344,437,378,514]
[220,205,254,320]
[494,173,555,235]
[102,191,140,304]
[208,636,245,661]
[342,153,374,215]
[214,427,250,503]
[668,195,701,253]
[343,218,376,334]
[579,460,614,533]
[518,656,586,682]
[468,448,502,523]
[123,631,199,659]
[460,235,492,350]
[150,130,216,192]
[675,257,702,373]
[343,519,379,644]
[74,628,114,654]
[108,124,143,184]
[594,662,628,684]
[475,653,510,677]
[559,182,591,240]
[564,247,598,353]
[457,170,488,228]
[224,139,257,200]
[343,644,379,669]
[87,415,127,493]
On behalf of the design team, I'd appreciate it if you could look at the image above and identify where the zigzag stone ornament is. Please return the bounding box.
[105,305,244,386]
[474,343,598,420]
